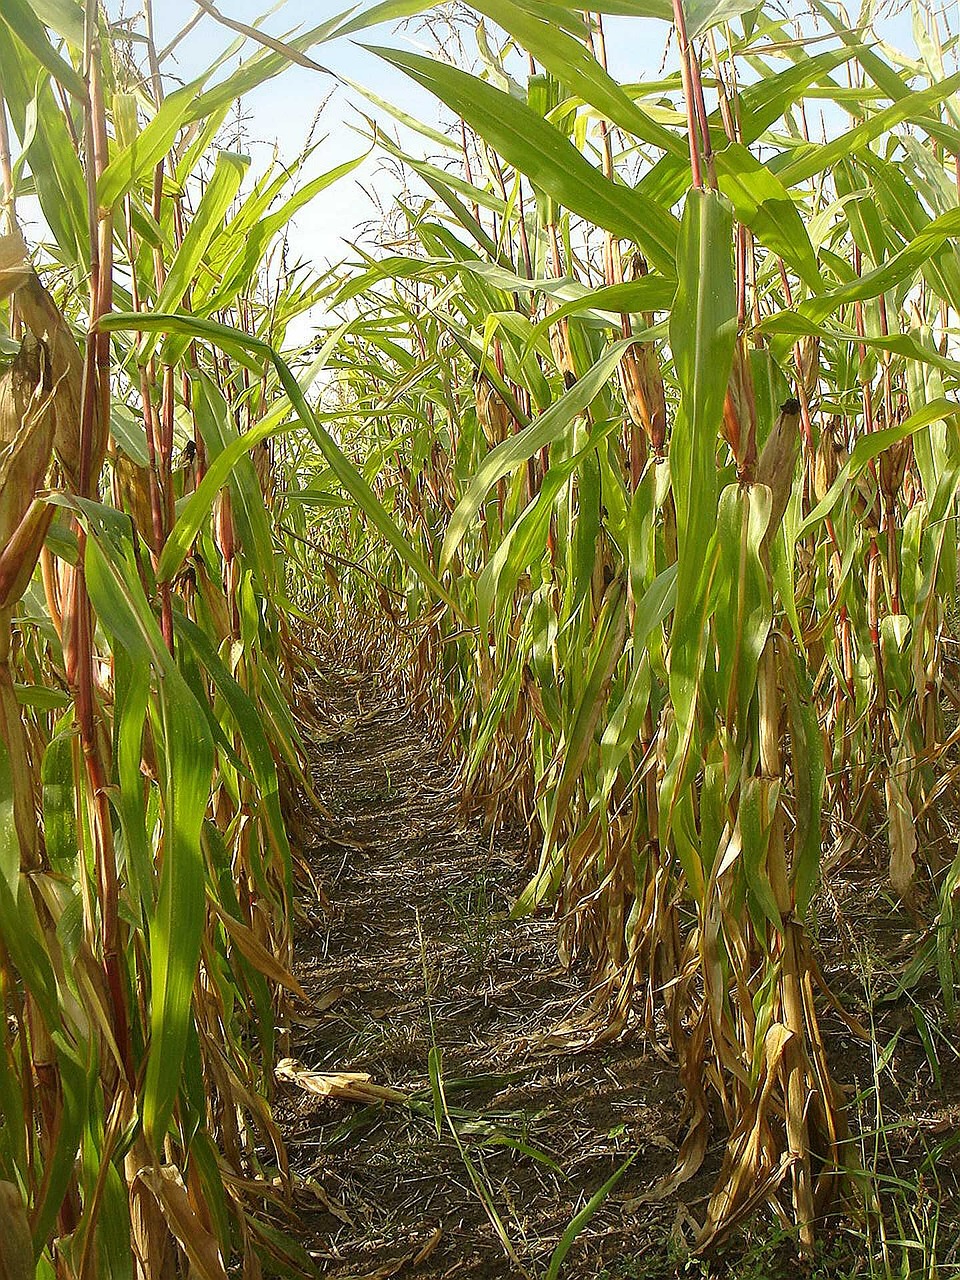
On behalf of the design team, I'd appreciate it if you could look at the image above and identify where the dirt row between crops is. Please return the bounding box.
[274,659,960,1280]
[273,661,692,1280]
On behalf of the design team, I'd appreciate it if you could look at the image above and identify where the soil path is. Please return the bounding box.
[275,664,684,1280]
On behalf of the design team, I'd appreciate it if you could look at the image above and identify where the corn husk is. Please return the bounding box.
[0,333,55,548]
[879,435,911,498]
[618,340,666,453]
[812,416,846,502]
[755,398,801,557]
[549,319,576,385]
[0,230,31,302]
[886,772,917,901]
[721,342,757,472]
[797,335,820,402]
[16,274,100,491]
[0,1181,34,1280]
[276,1057,408,1105]
[252,438,274,506]
[114,451,158,549]
[474,377,511,447]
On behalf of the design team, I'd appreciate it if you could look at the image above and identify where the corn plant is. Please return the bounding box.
[0,1,430,1274]
[294,0,960,1256]
[4,0,960,1269]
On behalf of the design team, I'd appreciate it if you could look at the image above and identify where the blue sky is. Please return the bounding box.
[140,2,452,269]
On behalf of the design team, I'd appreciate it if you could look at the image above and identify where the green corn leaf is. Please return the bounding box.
[155,416,284,584]
[715,141,821,290]
[99,311,462,615]
[98,16,349,208]
[80,518,214,1150]
[546,1151,637,1280]
[658,189,736,848]
[194,152,367,321]
[760,312,960,381]
[29,0,84,45]
[683,0,760,35]
[0,23,87,267]
[739,776,783,929]
[341,75,461,151]
[365,45,680,276]
[476,454,575,629]
[442,339,634,570]
[541,582,627,857]
[521,291,669,362]
[799,205,960,322]
[545,0,671,16]
[31,1038,89,1255]
[328,0,430,39]
[0,0,86,99]
[780,646,825,917]
[113,651,153,916]
[714,482,772,729]
[468,0,684,157]
[143,150,249,361]
[775,70,960,189]
[667,188,737,736]
[173,610,292,873]
[40,720,78,874]
[808,0,960,154]
[190,373,277,596]
[0,741,59,1027]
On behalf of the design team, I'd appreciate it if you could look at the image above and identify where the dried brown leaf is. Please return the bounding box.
[313,985,345,1012]
[276,1058,408,1105]
[411,1227,443,1267]
[300,1178,355,1226]
[136,1165,227,1280]
[209,901,308,1000]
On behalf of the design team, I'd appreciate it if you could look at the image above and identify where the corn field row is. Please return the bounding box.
[1,0,959,1274]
